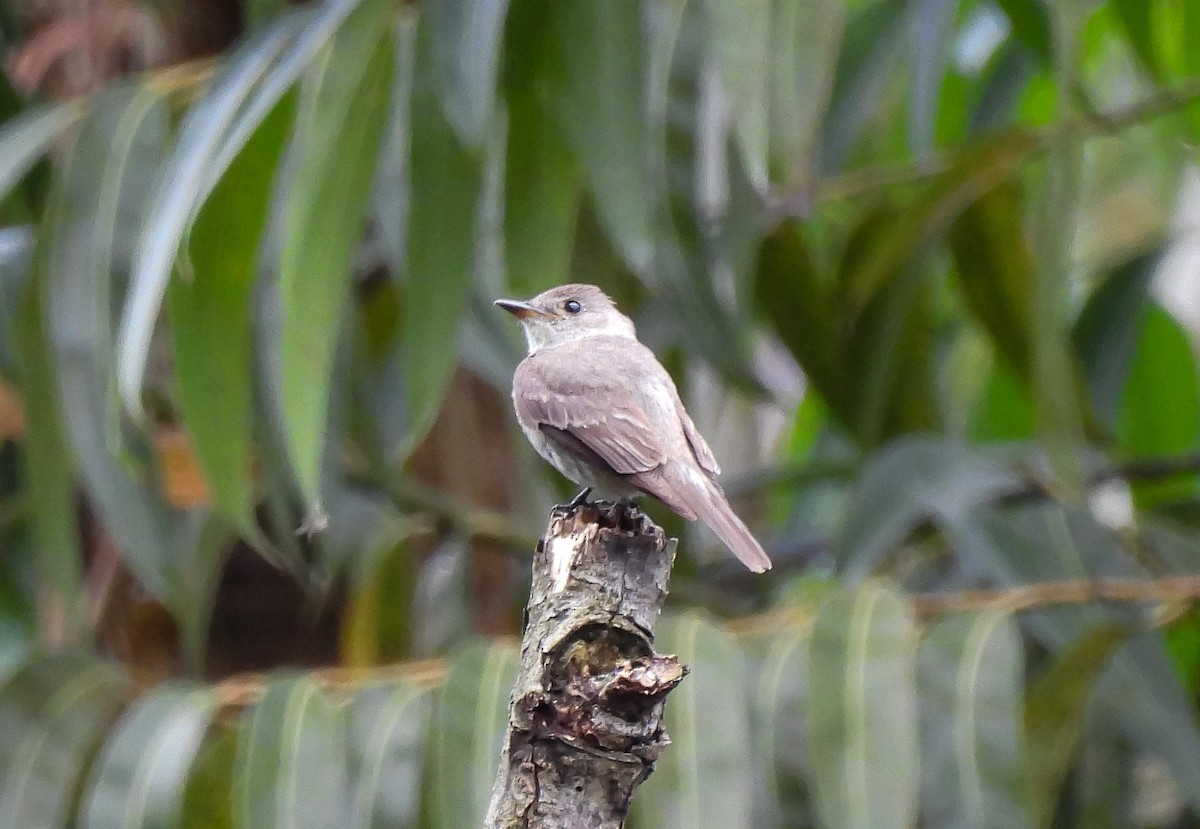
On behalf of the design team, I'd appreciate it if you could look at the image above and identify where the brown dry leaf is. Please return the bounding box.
[154,424,212,508]
[7,0,169,97]
[0,379,26,438]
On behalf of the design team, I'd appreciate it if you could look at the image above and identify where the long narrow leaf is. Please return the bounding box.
[0,655,129,828]
[633,613,754,829]
[0,103,85,204]
[428,0,511,149]
[169,94,294,536]
[1072,251,1156,429]
[277,0,395,512]
[116,18,301,415]
[1116,303,1200,505]
[431,641,517,829]
[918,612,1028,829]
[1112,0,1162,81]
[808,583,918,829]
[1025,625,1129,828]
[16,275,84,639]
[753,630,816,829]
[401,19,483,459]
[233,675,349,829]
[347,682,431,829]
[770,0,843,186]
[700,0,769,190]
[80,685,219,829]
[119,0,369,416]
[755,220,852,424]
[502,0,581,294]
[548,0,654,274]
[44,87,178,600]
[948,181,1034,379]
[371,15,418,276]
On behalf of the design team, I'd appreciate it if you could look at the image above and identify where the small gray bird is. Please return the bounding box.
[495,284,772,573]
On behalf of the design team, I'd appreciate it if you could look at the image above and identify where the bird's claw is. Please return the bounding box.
[565,487,594,509]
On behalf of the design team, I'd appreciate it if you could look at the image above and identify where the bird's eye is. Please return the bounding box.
[564,300,582,314]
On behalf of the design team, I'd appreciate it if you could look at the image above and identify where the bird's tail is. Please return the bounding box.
[685,481,772,573]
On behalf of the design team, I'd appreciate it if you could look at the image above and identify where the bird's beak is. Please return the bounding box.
[494,298,553,319]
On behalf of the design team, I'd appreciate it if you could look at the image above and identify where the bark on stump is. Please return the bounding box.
[483,502,685,829]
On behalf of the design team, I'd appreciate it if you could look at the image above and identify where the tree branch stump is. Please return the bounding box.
[484,502,685,829]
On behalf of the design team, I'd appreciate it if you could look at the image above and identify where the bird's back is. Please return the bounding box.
[515,336,688,452]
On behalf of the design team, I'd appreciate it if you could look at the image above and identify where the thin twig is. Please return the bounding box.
[804,75,1200,206]
[909,575,1200,617]
[731,573,1200,639]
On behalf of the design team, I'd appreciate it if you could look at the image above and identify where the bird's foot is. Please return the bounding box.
[565,487,594,509]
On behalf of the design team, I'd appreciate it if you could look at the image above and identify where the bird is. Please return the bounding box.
[495,283,772,573]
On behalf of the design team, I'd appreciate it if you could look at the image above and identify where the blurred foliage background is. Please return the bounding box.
[2,0,1200,826]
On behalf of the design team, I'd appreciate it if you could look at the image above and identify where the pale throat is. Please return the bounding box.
[521,315,637,355]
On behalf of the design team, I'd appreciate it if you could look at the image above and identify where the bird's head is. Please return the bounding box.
[495,284,636,353]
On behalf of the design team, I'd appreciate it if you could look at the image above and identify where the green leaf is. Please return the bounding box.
[549,0,654,274]
[1112,0,1162,81]
[43,86,178,601]
[907,0,957,156]
[401,22,483,457]
[1116,303,1200,505]
[179,720,236,829]
[957,504,1200,811]
[370,16,418,276]
[1072,251,1156,429]
[837,436,1021,576]
[502,0,581,294]
[755,220,852,425]
[346,682,431,829]
[847,260,939,444]
[120,0,374,417]
[840,130,1041,316]
[431,640,517,829]
[632,613,753,829]
[918,612,1028,829]
[770,0,844,186]
[701,0,770,190]
[1025,625,1130,829]
[428,0,511,148]
[233,675,349,829]
[169,95,293,537]
[116,17,304,415]
[993,0,1053,65]
[970,359,1037,442]
[1099,634,1200,814]
[820,0,907,173]
[752,630,815,828]
[16,275,84,639]
[168,512,234,675]
[80,685,219,829]
[808,582,918,829]
[948,181,1033,379]
[0,103,86,204]
[278,0,395,512]
[0,654,129,828]
[1072,715,1133,829]
[0,226,34,371]
[243,0,292,30]
[204,0,373,191]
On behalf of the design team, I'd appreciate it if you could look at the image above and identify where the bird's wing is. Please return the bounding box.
[676,402,721,477]
[513,344,666,475]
